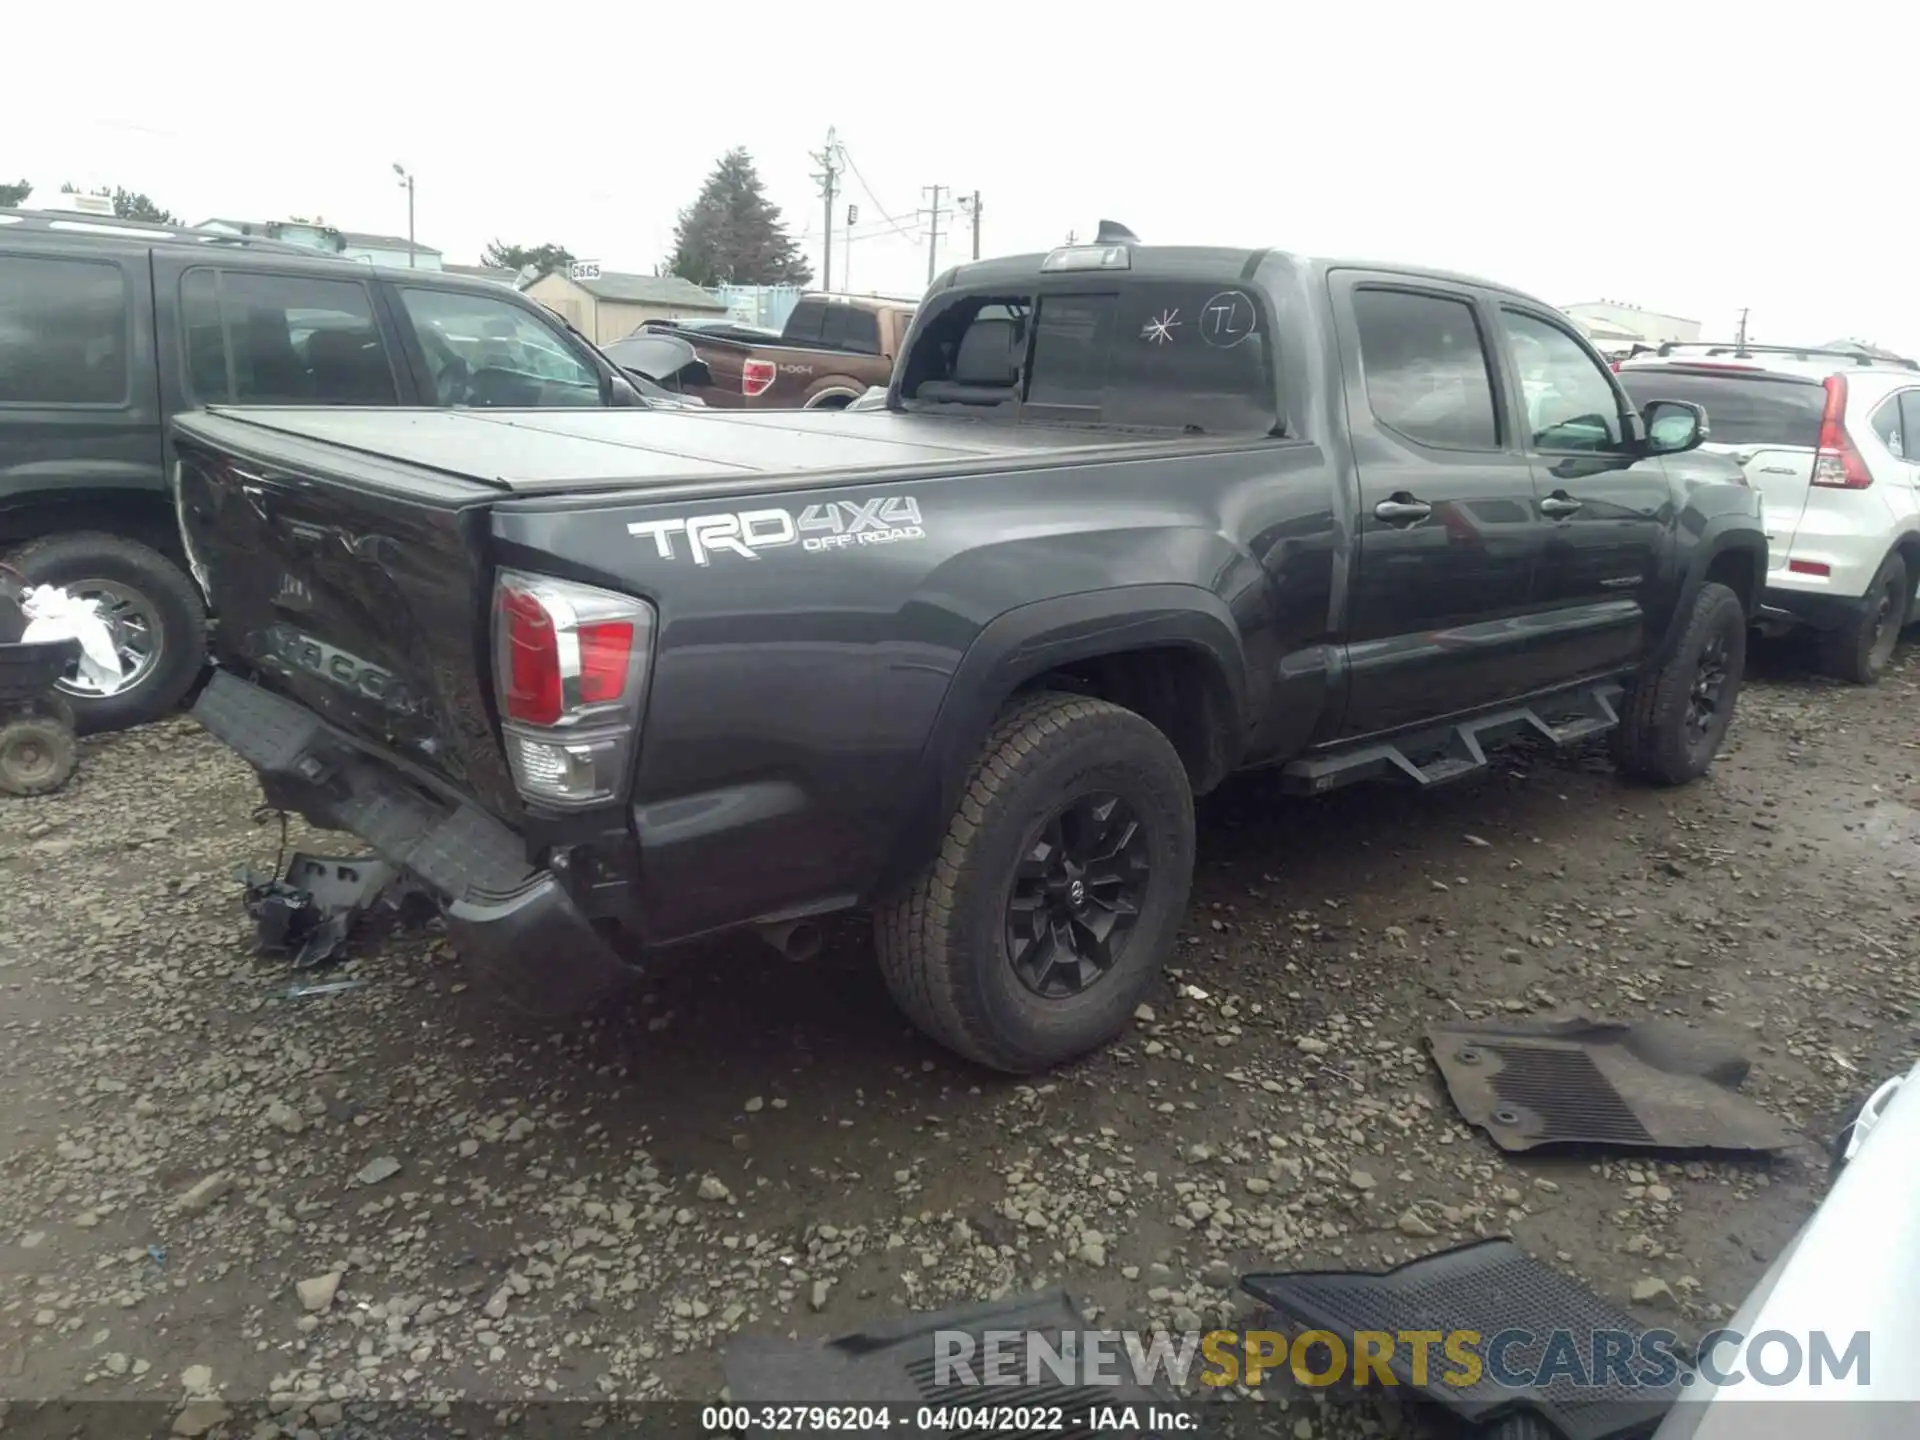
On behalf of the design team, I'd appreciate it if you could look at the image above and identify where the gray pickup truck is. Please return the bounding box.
[172,230,1766,1072]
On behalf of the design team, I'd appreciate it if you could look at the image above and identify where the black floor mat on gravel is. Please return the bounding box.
[1241,1239,1679,1440]
[1427,1017,1795,1154]
[724,1290,1170,1436]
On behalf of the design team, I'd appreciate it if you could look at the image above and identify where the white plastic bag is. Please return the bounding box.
[20,585,124,691]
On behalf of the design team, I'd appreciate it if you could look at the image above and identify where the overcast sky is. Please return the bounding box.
[8,1,1912,354]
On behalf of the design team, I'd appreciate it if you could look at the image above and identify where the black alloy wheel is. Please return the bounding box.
[1684,630,1732,747]
[1005,792,1151,998]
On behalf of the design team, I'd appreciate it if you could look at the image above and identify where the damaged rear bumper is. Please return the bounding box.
[192,670,634,1014]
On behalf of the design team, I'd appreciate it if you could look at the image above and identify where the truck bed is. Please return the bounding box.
[176,406,1211,499]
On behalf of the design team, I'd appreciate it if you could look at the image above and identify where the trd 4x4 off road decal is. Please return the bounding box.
[627,497,925,565]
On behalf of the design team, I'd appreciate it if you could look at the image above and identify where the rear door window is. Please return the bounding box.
[1350,288,1500,450]
[0,253,130,406]
[183,269,396,405]
[1870,396,1905,458]
[1898,392,1920,462]
[1615,369,1826,449]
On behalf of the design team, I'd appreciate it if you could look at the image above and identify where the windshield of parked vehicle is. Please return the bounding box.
[1616,368,1826,449]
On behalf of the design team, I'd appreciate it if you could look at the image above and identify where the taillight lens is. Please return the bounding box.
[501,587,563,725]
[742,359,776,398]
[1812,375,1873,489]
[492,571,656,809]
[577,622,634,704]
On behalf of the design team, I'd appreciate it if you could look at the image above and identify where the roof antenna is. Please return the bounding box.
[1093,220,1138,245]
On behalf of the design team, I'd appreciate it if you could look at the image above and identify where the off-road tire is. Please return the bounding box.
[875,692,1195,1074]
[5,532,207,733]
[1611,581,1747,786]
[0,712,78,796]
[1818,551,1907,685]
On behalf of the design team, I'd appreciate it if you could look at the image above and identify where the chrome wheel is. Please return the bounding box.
[52,579,162,698]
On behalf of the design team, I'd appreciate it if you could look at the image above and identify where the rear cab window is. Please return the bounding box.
[902,282,1280,435]
[1615,367,1826,449]
[818,303,880,355]
[0,252,131,406]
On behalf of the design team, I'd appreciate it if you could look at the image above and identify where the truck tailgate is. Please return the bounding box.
[173,414,523,818]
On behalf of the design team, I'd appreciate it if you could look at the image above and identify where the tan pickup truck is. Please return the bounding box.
[639,293,915,409]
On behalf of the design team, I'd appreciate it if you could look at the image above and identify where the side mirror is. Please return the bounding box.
[1643,398,1708,455]
[607,371,643,408]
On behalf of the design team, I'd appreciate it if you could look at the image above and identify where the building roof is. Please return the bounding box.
[442,262,524,287]
[193,218,441,257]
[337,230,440,256]
[1562,299,1701,326]
[558,270,728,309]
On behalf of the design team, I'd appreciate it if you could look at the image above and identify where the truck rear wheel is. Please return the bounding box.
[875,692,1195,1074]
[5,532,207,734]
[1611,580,1746,786]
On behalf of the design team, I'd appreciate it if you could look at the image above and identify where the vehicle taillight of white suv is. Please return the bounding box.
[1617,344,1920,683]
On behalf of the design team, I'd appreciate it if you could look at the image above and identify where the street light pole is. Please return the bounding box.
[392,163,415,268]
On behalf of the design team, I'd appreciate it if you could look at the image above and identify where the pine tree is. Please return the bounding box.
[666,149,813,288]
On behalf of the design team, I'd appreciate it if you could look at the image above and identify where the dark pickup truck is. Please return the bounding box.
[174,234,1766,1074]
[642,292,916,409]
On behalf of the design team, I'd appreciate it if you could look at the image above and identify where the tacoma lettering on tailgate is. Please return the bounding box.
[259,624,423,716]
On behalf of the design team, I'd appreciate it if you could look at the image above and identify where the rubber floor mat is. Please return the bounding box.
[1427,1017,1794,1154]
[1242,1239,1678,1440]
[723,1290,1172,1436]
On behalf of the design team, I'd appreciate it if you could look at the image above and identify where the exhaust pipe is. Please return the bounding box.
[757,919,824,963]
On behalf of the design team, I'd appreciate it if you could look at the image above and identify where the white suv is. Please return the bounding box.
[1616,345,1920,682]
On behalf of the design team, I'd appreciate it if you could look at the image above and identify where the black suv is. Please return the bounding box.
[0,209,649,732]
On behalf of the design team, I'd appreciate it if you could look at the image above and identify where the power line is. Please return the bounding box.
[837,145,922,240]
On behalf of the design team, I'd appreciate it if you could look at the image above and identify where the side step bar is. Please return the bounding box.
[1281,682,1623,795]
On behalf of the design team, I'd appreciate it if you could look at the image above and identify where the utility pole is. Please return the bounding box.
[1736,307,1750,349]
[956,190,982,260]
[392,163,415,268]
[810,127,843,293]
[920,185,951,286]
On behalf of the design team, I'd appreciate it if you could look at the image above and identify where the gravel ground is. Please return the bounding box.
[2,643,1916,1436]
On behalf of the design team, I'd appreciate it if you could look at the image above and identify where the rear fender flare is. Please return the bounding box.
[871,584,1249,899]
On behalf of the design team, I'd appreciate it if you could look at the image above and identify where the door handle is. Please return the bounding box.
[1373,496,1433,523]
[1540,494,1583,517]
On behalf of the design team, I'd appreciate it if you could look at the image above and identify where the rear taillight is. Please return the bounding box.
[1811,375,1873,489]
[742,359,776,398]
[492,570,656,809]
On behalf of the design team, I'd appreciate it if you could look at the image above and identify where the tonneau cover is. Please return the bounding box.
[173,405,1187,495]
